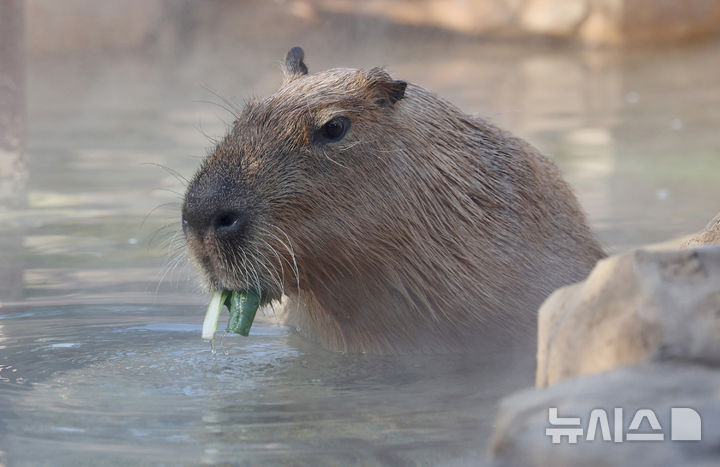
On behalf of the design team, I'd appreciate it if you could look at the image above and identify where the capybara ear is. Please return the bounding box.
[366,67,407,107]
[284,46,309,79]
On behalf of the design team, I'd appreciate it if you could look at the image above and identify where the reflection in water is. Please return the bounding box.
[1,2,720,465]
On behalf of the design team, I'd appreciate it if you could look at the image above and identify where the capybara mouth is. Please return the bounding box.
[183,221,293,307]
[196,253,284,306]
[205,273,281,307]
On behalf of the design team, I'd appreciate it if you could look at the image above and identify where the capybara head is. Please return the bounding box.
[182,47,408,297]
[183,47,605,353]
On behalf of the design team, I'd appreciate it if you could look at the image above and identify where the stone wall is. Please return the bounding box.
[318,0,720,45]
[22,0,720,53]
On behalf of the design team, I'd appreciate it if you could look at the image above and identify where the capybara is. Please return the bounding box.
[182,47,605,354]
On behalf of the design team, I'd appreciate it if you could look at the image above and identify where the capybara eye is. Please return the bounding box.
[318,117,350,143]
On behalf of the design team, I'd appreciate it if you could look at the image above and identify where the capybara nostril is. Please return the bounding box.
[212,210,247,239]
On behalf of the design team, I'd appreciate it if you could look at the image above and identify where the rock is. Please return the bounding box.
[22,0,720,51]
[580,0,720,45]
[489,363,720,467]
[520,0,590,37]
[522,0,720,45]
[316,0,523,35]
[683,212,720,248]
[536,245,720,388]
[491,218,720,465]
[319,0,720,45]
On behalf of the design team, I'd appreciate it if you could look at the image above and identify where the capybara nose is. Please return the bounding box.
[211,210,248,239]
[182,204,248,241]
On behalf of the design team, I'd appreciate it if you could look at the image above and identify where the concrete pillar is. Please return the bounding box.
[0,0,26,303]
[0,0,26,208]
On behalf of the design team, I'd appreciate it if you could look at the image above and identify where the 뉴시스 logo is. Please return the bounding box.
[546,407,702,444]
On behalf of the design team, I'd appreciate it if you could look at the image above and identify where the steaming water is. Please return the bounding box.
[2,6,720,465]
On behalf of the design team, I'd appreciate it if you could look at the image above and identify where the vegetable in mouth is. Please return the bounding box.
[201,289,261,340]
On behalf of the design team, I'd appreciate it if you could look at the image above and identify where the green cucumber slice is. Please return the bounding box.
[226,289,261,336]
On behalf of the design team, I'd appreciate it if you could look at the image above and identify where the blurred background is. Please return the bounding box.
[1,1,720,465]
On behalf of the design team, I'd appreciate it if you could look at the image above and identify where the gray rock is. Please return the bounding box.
[489,363,720,467]
[536,246,720,388]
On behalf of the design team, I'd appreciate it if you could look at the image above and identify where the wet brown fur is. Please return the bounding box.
[183,48,605,354]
